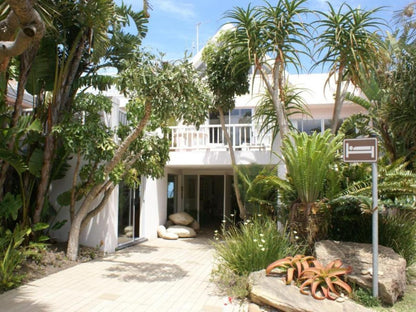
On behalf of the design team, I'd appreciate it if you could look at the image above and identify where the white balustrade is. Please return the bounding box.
[169,124,271,151]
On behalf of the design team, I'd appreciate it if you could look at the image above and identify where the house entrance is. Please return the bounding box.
[199,175,224,227]
[181,174,234,230]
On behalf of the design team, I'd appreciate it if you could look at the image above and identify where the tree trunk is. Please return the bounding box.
[256,59,289,142]
[80,181,115,231]
[66,101,152,260]
[66,183,101,260]
[331,67,347,133]
[34,33,87,224]
[218,107,246,219]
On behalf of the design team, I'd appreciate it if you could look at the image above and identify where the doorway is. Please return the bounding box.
[199,175,224,228]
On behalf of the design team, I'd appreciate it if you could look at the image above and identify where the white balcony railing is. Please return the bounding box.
[169,124,272,151]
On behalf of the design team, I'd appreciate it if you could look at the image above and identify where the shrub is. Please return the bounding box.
[329,207,416,266]
[379,211,416,266]
[212,216,304,276]
[212,216,303,297]
[0,225,31,291]
[0,222,49,292]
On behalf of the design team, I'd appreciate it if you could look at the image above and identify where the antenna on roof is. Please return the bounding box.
[196,22,201,52]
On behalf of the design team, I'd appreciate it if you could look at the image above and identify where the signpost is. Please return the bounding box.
[343,138,379,298]
[343,138,378,163]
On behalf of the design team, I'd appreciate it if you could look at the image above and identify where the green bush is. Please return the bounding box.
[329,205,416,266]
[212,216,304,276]
[379,211,416,266]
[211,216,303,297]
[0,225,31,292]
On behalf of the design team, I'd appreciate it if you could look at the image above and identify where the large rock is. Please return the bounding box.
[249,270,373,312]
[167,225,197,238]
[168,212,194,226]
[315,240,406,305]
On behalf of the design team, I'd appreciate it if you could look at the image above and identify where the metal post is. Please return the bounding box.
[372,162,378,298]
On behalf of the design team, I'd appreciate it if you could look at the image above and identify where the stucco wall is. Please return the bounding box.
[140,175,168,239]
[49,164,118,253]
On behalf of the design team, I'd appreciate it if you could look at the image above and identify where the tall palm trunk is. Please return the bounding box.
[218,107,246,220]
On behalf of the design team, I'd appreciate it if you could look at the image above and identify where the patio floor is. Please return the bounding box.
[0,234,237,312]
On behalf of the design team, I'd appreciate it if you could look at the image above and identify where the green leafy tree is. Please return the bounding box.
[54,93,115,224]
[202,29,250,219]
[66,51,212,260]
[314,2,385,133]
[225,0,310,141]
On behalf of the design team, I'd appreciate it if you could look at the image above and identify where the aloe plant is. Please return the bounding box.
[299,259,352,300]
[266,254,314,284]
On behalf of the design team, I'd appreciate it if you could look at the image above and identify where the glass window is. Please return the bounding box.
[302,120,322,134]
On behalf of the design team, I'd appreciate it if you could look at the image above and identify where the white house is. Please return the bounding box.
[50,41,366,254]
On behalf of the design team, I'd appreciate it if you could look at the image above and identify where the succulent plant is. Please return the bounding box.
[299,259,352,300]
[266,254,315,284]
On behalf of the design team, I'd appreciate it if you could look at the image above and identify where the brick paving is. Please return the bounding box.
[0,235,241,312]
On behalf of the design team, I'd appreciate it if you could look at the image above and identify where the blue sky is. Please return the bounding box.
[117,0,412,72]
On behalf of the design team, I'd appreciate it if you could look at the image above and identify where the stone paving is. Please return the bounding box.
[0,235,242,312]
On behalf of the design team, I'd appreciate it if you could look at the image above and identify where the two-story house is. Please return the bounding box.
[50,43,365,255]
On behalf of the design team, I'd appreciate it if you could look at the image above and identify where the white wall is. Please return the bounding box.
[79,187,118,253]
[49,165,119,253]
[168,149,280,168]
[140,175,168,239]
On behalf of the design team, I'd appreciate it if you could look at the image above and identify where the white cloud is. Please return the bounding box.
[154,0,196,20]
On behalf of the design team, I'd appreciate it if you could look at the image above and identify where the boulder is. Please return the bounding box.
[167,225,197,238]
[157,225,178,240]
[168,212,194,226]
[248,270,373,312]
[315,240,406,305]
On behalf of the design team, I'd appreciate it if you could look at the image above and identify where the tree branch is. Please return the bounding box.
[0,0,45,71]
[80,181,115,231]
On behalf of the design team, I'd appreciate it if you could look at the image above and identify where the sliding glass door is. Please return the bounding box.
[118,182,140,246]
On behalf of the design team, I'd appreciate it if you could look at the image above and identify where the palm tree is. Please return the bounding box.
[254,85,310,144]
[313,2,385,133]
[225,0,310,142]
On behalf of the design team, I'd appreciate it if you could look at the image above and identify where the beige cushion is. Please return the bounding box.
[168,212,194,225]
[167,225,196,238]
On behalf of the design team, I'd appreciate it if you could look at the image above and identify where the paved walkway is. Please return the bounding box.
[0,235,239,312]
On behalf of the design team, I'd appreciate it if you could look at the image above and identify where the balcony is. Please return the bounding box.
[169,124,272,152]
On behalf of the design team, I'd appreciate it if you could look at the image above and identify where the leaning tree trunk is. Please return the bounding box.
[66,101,152,261]
[218,106,246,220]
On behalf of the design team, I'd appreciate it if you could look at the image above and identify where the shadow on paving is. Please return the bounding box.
[1,291,52,312]
[116,244,159,256]
[103,261,188,282]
